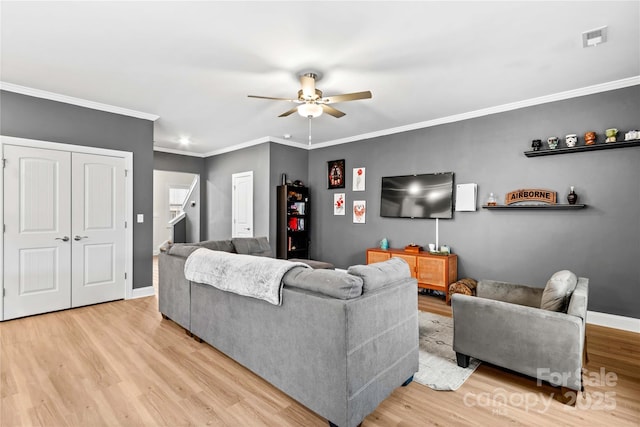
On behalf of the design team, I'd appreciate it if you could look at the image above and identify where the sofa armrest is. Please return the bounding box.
[477,279,543,308]
[158,252,192,330]
[567,278,589,322]
[452,294,584,390]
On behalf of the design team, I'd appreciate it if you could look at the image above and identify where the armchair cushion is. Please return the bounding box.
[477,280,543,308]
[541,270,578,312]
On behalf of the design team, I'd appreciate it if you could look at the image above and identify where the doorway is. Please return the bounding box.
[152,170,199,254]
[231,171,253,238]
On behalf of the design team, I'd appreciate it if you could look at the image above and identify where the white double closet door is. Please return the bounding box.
[4,145,126,320]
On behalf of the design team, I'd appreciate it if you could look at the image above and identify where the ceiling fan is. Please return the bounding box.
[248,72,372,118]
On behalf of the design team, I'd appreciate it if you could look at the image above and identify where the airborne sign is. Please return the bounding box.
[505,189,557,205]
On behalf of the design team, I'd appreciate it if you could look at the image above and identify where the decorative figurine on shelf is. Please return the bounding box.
[531,139,543,151]
[625,130,639,141]
[567,186,578,205]
[380,238,389,250]
[565,134,578,147]
[605,128,618,143]
[487,192,497,206]
[547,136,559,150]
[440,245,451,254]
[584,131,597,145]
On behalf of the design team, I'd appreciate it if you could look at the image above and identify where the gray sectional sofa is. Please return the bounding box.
[159,237,419,427]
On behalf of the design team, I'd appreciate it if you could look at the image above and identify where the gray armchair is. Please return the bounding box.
[451,276,588,391]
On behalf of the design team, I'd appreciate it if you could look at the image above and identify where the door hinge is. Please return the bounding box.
[3,288,5,297]
[124,272,127,280]
[125,221,127,229]
[3,224,5,233]
[125,169,128,177]
[2,158,5,168]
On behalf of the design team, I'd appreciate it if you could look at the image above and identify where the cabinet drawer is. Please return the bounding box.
[417,257,446,287]
[367,251,391,264]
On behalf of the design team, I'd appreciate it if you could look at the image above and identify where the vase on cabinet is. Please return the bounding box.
[567,186,578,205]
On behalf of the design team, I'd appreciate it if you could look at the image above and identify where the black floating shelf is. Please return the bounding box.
[483,204,586,210]
[524,139,640,157]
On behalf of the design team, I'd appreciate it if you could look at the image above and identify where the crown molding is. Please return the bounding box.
[6,76,637,156]
[153,145,206,158]
[200,136,308,157]
[309,76,640,150]
[164,76,640,155]
[0,81,160,122]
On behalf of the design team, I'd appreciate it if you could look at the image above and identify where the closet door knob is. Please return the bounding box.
[55,236,70,242]
[74,235,89,241]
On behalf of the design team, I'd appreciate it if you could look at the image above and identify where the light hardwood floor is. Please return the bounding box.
[1,275,639,426]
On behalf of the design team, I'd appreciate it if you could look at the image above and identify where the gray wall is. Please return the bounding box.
[1,90,155,289]
[154,151,205,241]
[204,143,270,240]
[308,86,640,318]
[268,142,309,253]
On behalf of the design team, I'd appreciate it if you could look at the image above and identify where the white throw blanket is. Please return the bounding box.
[184,248,310,305]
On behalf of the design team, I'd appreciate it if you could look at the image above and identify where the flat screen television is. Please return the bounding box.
[380,172,454,219]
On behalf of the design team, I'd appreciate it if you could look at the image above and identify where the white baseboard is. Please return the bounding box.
[587,310,640,333]
[130,286,156,299]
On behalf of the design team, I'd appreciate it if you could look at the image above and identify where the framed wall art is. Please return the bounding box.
[353,167,365,191]
[334,193,345,215]
[328,159,345,189]
[353,200,366,223]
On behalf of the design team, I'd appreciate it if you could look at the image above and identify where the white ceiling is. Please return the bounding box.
[1,1,639,156]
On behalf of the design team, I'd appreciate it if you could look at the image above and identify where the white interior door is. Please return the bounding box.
[3,145,72,320]
[71,153,126,307]
[232,171,253,237]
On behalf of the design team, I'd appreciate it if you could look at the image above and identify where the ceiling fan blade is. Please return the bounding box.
[300,74,317,99]
[278,106,299,117]
[248,95,297,102]
[321,104,346,118]
[322,91,372,104]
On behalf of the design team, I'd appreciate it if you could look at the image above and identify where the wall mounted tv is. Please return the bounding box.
[380,172,454,219]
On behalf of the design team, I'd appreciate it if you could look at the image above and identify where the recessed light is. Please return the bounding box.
[283,134,292,139]
[179,137,190,145]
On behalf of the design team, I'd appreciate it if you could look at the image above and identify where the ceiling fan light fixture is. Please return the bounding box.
[297,103,323,118]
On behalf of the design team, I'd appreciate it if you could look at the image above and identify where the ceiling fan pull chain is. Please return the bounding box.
[308,117,312,146]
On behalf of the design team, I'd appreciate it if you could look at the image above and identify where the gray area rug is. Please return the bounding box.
[415,311,481,391]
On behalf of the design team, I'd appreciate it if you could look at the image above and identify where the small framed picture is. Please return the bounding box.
[334,193,345,215]
[328,159,345,189]
[353,167,365,191]
[353,200,366,223]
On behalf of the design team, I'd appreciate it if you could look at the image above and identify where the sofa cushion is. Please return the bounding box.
[283,267,363,299]
[197,239,235,253]
[232,237,273,257]
[167,244,202,258]
[347,257,411,292]
[541,270,578,312]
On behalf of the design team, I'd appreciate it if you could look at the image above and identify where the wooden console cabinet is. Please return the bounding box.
[366,248,458,299]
